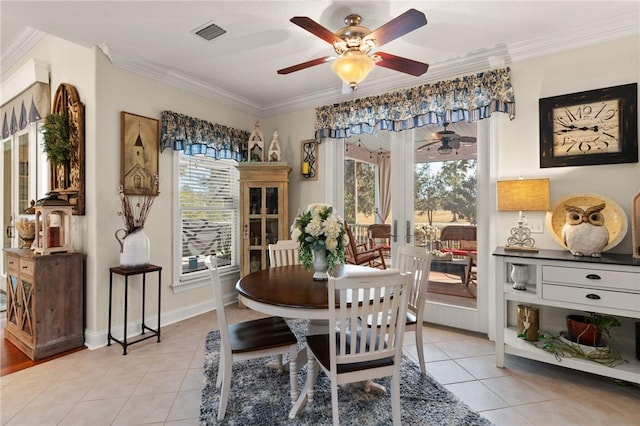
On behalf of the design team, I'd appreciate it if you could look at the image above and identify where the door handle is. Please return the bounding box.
[406,220,412,244]
[392,220,398,243]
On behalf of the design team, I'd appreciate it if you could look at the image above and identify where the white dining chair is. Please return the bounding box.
[268,239,300,267]
[204,255,299,421]
[362,246,431,375]
[290,268,411,425]
[367,246,431,376]
[393,245,432,375]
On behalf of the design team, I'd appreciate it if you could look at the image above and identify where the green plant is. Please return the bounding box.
[42,113,71,165]
[537,313,625,367]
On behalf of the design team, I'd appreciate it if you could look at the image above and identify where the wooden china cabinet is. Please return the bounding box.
[4,248,84,360]
[237,163,291,277]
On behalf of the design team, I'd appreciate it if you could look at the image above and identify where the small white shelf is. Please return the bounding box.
[503,327,640,384]
[503,284,538,303]
[494,248,640,385]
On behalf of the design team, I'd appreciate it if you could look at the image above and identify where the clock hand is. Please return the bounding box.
[554,125,599,134]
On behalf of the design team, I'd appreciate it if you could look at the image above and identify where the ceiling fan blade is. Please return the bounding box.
[459,136,477,143]
[374,52,429,76]
[290,16,343,44]
[277,56,333,74]
[416,140,439,151]
[364,9,427,47]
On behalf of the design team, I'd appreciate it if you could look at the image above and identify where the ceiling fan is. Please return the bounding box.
[277,9,429,90]
[416,123,477,155]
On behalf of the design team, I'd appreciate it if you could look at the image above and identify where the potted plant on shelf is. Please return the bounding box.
[42,113,72,165]
[537,312,625,367]
[566,313,620,346]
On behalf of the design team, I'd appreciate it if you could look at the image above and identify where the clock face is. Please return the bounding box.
[552,99,621,157]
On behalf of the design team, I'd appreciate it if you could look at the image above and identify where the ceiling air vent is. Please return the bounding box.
[192,21,227,41]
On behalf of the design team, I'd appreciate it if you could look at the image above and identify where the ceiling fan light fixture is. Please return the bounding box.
[331,51,375,90]
[438,144,453,155]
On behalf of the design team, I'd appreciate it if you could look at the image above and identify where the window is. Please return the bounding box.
[344,158,376,225]
[176,152,239,286]
[2,123,43,276]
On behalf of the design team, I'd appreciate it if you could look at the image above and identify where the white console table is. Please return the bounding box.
[494,247,640,384]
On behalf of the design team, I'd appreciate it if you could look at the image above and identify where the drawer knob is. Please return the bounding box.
[585,274,601,280]
[585,293,601,300]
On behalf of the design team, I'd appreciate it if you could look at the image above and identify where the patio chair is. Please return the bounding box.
[368,223,391,258]
[290,268,411,425]
[435,225,477,286]
[344,222,386,269]
[205,255,298,420]
[268,239,300,267]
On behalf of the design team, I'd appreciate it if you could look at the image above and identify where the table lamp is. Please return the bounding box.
[497,178,550,252]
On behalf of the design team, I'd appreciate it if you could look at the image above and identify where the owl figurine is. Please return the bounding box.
[561,203,609,257]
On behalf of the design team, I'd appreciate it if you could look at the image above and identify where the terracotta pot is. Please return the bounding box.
[566,315,601,346]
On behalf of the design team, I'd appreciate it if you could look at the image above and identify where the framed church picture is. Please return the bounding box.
[121,111,159,195]
[539,83,638,168]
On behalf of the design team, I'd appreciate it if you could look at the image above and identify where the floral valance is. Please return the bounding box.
[315,67,515,140]
[160,110,249,161]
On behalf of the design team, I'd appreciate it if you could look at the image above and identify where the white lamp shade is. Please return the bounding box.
[331,52,375,86]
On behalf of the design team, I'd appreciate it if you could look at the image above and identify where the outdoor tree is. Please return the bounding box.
[414,163,445,225]
[344,159,375,223]
[439,159,476,222]
[356,162,375,218]
[344,160,356,223]
[458,166,478,224]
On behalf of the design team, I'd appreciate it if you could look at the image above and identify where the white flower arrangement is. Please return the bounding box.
[291,203,348,272]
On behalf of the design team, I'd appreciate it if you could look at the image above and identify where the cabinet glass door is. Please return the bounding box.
[265,187,279,214]
[7,275,18,328]
[19,279,34,337]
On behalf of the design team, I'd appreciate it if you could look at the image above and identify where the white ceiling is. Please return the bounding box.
[1,1,638,153]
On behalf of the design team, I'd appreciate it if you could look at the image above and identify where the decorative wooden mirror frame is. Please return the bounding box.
[51,83,85,215]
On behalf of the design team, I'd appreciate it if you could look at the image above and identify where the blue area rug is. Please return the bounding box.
[200,320,492,425]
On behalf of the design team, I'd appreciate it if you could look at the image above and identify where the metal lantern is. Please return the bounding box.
[34,192,73,254]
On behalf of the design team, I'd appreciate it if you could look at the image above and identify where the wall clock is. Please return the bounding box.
[539,83,637,168]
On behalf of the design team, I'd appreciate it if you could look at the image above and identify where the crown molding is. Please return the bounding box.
[99,43,263,117]
[508,13,639,62]
[0,27,46,76]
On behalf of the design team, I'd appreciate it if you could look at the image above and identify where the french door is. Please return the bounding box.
[388,125,490,333]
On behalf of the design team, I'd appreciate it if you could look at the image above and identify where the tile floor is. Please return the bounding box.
[1,305,639,425]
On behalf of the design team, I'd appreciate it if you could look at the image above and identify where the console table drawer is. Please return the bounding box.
[542,265,640,291]
[19,259,35,277]
[6,254,19,274]
[542,283,640,311]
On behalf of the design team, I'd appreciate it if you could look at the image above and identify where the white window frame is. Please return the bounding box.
[1,123,44,276]
[171,150,240,293]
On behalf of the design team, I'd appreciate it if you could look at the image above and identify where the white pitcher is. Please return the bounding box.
[115,227,150,268]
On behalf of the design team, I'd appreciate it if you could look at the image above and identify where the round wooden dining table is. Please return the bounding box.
[236,264,371,320]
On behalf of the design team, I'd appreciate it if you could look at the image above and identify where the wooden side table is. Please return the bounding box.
[108,264,162,355]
